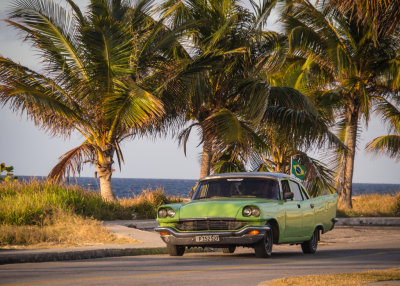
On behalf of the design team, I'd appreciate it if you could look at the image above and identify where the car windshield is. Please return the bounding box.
[192,178,280,200]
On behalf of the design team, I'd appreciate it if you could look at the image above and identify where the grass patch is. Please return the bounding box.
[337,193,400,217]
[0,179,134,225]
[0,210,136,248]
[0,180,182,247]
[0,180,183,225]
[266,267,400,286]
[119,188,184,219]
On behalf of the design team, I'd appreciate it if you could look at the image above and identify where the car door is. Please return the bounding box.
[299,185,315,237]
[281,180,304,240]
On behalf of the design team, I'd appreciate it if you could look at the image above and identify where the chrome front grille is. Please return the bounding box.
[175,219,247,231]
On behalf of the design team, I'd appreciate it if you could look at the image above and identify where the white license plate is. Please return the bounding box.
[195,235,220,242]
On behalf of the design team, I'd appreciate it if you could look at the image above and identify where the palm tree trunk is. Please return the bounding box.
[96,147,117,202]
[200,134,213,178]
[340,107,359,209]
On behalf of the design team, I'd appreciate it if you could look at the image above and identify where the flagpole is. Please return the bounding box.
[290,156,293,176]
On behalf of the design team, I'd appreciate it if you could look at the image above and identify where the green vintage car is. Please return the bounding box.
[155,172,338,257]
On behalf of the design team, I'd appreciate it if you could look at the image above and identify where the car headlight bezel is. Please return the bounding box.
[158,207,176,218]
[242,206,260,217]
[167,208,176,218]
[251,207,260,217]
[242,206,252,217]
[158,208,168,218]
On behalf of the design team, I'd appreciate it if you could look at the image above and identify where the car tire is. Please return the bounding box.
[254,224,273,258]
[167,244,185,256]
[301,228,319,254]
[222,246,236,254]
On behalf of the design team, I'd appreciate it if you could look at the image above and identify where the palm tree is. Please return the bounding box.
[0,0,176,201]
[284,0,400,207]
[366,99,400,160]
[161,0,340,179]
[250,125,337,196]
[330,0,400,39]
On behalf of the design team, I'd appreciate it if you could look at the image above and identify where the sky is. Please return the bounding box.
[0,0,399,183]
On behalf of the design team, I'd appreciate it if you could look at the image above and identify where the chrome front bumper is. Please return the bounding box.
[154,226,269,246]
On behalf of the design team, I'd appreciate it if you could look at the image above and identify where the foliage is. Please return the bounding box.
[366,98,400,161]
[337,193,400,217]
[0,0,177,201]
[330,0,400,39]
[283,0,400,208]
[0,209,135,247]
[119,188,183,219]
[0,180,182,226]
[0,180,133,225]
[0,163,18,182]
[160,0,341,179]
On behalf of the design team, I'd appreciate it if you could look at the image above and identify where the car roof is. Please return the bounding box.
[200,172,294,181]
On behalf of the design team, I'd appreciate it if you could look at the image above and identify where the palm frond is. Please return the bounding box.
[366,135,400,161]
[48,142,95,182]
[8,0,89,81]
[105,79,165,140]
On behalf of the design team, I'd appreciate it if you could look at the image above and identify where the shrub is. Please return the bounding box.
[0,180,133,225]
[119,188,184,219]
[0,209,134,247]
[337,193,400,217]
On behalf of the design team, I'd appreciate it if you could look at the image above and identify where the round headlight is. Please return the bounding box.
[251,207,260,217]
[242,206,252,217]
[167,208,176,217]
[158,208,167,218]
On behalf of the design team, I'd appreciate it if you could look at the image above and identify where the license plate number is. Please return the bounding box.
[195,235,220,242]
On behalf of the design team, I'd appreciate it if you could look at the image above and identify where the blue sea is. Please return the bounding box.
[19,176,400,198]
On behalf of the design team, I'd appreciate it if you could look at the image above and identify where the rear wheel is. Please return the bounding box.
[167,244,185,256]
[222,246,236,253]
[301,228,319,254]
[254,224,273,258]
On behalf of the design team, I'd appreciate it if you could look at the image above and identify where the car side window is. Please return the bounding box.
[288,181,304,201]
[300,187,309,200]
[281,180,291,200]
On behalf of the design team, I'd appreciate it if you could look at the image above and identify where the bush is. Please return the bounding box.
[119,188,184,219]
[337,193,400,217]
[0,181,183,247]
[0,180,184,226]
[0,180,133,225]
[0,209,134,247]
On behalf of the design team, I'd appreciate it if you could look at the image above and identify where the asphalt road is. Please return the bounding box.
[1,226,399,286]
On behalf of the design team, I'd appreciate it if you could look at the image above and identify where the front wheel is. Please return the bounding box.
[301,228,319,254]
[254,224,273,258]
[167,244,185,256]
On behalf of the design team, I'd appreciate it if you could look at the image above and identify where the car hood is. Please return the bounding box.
[178,198,273,219]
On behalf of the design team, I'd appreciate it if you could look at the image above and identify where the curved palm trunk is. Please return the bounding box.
[200,134,213,178]
[96,147,117,202]
[340,107,359,209]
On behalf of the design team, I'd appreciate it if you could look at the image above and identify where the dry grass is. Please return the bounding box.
[0,210,137,249]
[266,268,400,286]
[0,179,134,225]
[337,193,400,217]
[0,182,183,247]
[119,188,184,219]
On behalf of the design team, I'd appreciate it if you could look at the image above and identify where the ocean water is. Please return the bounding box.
[19,176,400,198]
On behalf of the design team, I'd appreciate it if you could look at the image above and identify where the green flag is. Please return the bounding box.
[291,158,306,180]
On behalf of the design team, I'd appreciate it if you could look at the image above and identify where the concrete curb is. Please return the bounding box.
[336,217,400,226]
[0,247,209,265]
[0,247,168,265]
